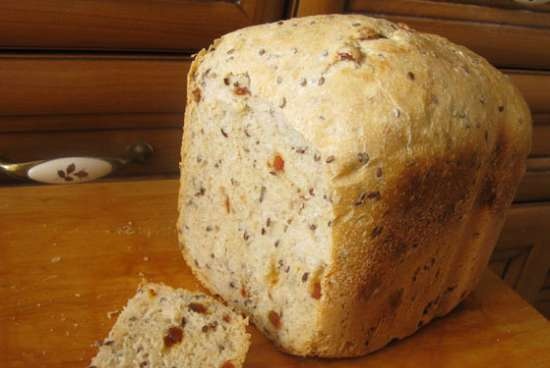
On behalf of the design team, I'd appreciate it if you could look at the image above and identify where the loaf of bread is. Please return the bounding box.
[89,283,250,368]
[178,14,531,357]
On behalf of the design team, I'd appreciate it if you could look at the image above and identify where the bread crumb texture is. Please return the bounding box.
[89,283,250,368]
[178,14,532,357]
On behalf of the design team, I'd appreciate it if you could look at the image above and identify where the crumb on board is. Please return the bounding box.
[50,256,62,263]
[117,221,136,235]
[143,256,149,262]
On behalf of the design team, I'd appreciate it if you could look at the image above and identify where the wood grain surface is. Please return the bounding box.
[348,0,550,69]
[1,180,549,367]
[0,56,190,116]
[350,0,550,28]
[0,0,285,52]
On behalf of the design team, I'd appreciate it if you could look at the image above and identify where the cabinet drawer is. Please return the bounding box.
[490,202,550,317]
[0,0,285,52]
[516,114,550,202]
[0,128,181,183]
[0,55,190,116]
[349,0,550,69]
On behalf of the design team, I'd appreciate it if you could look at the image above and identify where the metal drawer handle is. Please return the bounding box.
[0,142,153,184]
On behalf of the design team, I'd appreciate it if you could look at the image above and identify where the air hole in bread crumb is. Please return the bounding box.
[358,27,385,40]
[338,52,355,61]
[358,152,369,164]
[201,321,218,333]
[407,72,415,80]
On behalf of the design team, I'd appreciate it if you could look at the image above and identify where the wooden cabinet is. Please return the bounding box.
[490,204,550,317]
[0,0,285,51]
[0,1,286,182]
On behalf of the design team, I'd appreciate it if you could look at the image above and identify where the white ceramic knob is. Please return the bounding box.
[0,143,153,184]
[27,157,113,184]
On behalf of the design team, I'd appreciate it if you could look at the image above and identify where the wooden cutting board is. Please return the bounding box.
[1,179,549,368]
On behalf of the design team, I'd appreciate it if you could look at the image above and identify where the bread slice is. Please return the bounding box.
[89,283,250,368]
[178,14,531,357]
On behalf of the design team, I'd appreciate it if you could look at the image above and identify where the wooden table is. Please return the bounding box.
[1,179,549,367]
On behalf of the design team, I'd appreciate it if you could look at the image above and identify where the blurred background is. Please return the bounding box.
[0,0,548,316]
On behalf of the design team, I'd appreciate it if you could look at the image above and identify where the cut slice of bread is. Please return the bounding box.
[89,283,250,368]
